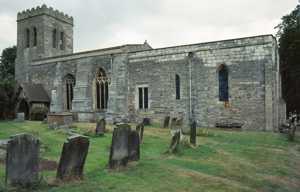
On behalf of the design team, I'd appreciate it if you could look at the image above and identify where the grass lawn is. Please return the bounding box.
[0,121,300,192]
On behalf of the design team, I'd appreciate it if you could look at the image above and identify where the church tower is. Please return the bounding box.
[15,4,73,81]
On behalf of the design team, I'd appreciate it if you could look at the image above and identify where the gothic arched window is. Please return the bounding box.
[64,74,75,111]
[95,68,109,110]
[25,28,30,48]
[218,64,229,101]
[52,29,57,48]
[175,74,180,100]
[33,27,37,46]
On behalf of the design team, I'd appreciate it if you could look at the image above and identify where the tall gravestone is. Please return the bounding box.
[56,135,90,180]
[190,120,197,146]
[136,122,144,143]
[109,124,131,169]
[5,134,40,187]
[128,131,140,161]
[170,117,178,130]
[162,116,170,128]
[95,118,106,136]
[167,130,181,154]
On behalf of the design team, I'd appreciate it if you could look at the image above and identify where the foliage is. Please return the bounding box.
[0,46,20,119]
[276,4,300,112]
[0,121,299,191]
[0,45,16,86]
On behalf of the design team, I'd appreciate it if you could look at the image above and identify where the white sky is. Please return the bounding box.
[0,0,298,53]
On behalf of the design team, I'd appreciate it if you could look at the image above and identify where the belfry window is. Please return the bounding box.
[218,64,229,102]
[33,27,37,46]
[175,74,180,100]
[138,87,149,109]
[25,28,30,48]
[52,29,57,48]
[65,74,75,111]
[95,68,109,110]
[60,31,64,50]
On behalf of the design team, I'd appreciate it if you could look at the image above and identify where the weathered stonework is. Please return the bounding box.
[15,5,284,131]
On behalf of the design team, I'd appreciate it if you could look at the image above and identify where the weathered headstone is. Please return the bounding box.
[136,122,144,143]
[95,118,106,136]
[170,117,177,130]
[56,135,89,180]
[5,134,40,187]
[143,118,151,126]
[128,130,140,161]
[166,130,181,153]
[162,116,170,128]
[109,124,131,169]
[190,120,197,146]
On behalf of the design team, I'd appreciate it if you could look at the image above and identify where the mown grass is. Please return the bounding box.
[0,121,299,192]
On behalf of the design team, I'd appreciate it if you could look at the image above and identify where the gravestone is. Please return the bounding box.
[169,117,178,130]
[109,124,131,169]
[167,130,181,154]
[143,118,151,126]
[15,112,25,122]
[56,135,90,180]
[190,120,197,146]
[95,118,106,136]
[128,130,140,161]
[162,116,170,128]
[5,134,40,187]
[136,122,144,143]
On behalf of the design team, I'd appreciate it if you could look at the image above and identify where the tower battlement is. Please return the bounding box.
[17,4,73,25]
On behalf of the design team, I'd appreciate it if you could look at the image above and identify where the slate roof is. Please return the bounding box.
[21,83,50,103]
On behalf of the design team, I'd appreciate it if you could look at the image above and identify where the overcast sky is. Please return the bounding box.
[0,0,298,53]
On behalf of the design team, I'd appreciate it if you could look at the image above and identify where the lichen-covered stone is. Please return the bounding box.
[56,135,89,180]
[6,134,40,187]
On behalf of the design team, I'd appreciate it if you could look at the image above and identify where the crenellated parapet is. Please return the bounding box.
[17,4,73,25]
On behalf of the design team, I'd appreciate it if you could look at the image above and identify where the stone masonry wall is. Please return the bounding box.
[128,35,280,131]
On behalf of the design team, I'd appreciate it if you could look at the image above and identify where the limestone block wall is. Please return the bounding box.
[128,35,281,131]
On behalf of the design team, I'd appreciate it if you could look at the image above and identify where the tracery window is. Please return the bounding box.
[95,68,109,110]
[65,74,75,111]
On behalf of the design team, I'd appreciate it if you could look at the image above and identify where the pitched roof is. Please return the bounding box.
[21,83,50,103]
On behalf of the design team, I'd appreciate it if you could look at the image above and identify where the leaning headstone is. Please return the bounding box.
[56,135,90,180]
[109,124,131,169]
[162,116,170,128]
[166,130,181,154]
[5,134,40,187]
[190,120,197,146]
[95,118,106,136]
[136,122,144,143]
[128,131,140,161]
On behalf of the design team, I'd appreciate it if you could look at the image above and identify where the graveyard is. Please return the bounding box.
[0,121,299,191]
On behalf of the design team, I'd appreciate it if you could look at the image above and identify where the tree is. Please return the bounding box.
[276,4,300,114]
[0,45,16,86]
[0,46,19,119]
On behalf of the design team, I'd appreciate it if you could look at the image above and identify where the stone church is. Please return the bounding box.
[15,5,285,131]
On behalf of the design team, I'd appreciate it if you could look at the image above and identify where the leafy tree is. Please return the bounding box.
[276,4,300,113]
[0,45,16,86]
[0,46,19,119]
